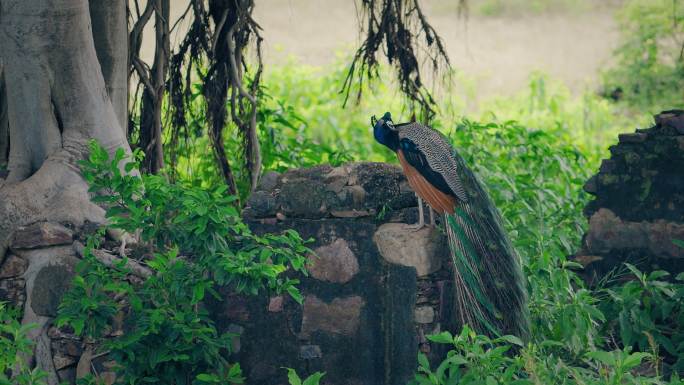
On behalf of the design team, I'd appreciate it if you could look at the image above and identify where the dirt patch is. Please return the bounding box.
[148,0,621,99]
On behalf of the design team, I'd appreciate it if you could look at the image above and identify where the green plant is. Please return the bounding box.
[602,0,684,111]
[600,264,684,372]
[285,368,325,385]
[411,327,529,385]
[417,119,683,384]
[0,303,47,385]
[56,141,312,384]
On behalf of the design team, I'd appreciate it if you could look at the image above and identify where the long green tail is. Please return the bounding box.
[444,154,530,340]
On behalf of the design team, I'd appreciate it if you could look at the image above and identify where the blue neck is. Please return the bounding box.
[374,124,399,151]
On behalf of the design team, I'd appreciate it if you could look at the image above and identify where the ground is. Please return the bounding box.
[147,0,621,102]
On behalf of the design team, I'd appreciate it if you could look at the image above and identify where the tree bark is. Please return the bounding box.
[139,0,169,174]
[0,0,132,381]
[89,0,129,133]
[0,63,8,171]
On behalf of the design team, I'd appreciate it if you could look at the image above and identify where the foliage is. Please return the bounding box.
[600,265,684,373]
[285,368,325,385]
[473,0,590,16]
[416,118,684,383]
[411,327,528,385]
[602,0,684,111]
[56,141,311,385]
[446,119,602,357]
[0,303,46,385]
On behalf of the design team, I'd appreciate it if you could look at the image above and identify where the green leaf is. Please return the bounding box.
[673,239,684,249]
[586,350,616,366]
[285,368,302,385]
[417,353,430,370]
[302,372,325,385]
[623,352,651,370]
[427,331,454,345]
[498,335,524,347]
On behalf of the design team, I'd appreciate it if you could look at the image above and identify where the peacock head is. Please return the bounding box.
[371,112,399,150]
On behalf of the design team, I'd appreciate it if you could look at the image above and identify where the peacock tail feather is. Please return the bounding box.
[444,150,530,341]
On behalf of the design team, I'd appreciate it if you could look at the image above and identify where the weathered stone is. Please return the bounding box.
[0,278,25,309]
[384,264,418,385]
[583,175,598,194]
[654,110,684,134]
[414,306,435,324]
[300,295,365,338]
[342,185,367,205]
[244,162,414,223]
[0,254,27,278]
[53,339,83,357]
[599,159,617,173]
[52,352,76,370]
[330,209,371,218]
[299,345,322,359]
[267,295,284,312]
[258,171,280,191]
[246,190,277,218]
[586,208,684,259]
[373,223,444,276]
[619,133,648,143]
[227,324,244,354]
[48,326,77,340]
[10,222,73,249]
[221,294,250,322]
[308,238,359,284]
[57,367,76,385]
[31,259,78,317]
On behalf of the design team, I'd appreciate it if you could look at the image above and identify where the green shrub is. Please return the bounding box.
[0,303,46,385]
[600,265,684,373]
[602,0,684,111]
[56,141,312,385]
[285,369,325,385]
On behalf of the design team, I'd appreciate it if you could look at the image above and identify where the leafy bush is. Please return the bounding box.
[600,265,684,373]
[0,303,46,385]
[412,119,684,384]
[602,0,684,111]
[56,141,312,384]
[411,327,528,385]
[285,368,325,385]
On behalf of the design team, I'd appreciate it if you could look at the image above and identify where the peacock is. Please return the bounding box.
[372,112,530,340]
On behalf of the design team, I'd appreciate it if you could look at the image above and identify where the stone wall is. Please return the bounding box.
[0,222,87,385]
[230,163,455,385]
[576,110,684,283]
[0,162,456,385]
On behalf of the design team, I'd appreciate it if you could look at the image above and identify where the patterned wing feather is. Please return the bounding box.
[396,122,468,202]
[395,121,529,339]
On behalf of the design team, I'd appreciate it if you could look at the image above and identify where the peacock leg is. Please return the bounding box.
[407,193,426,230]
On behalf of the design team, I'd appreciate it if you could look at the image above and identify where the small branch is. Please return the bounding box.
[211,8,229,55]
[170,1,193,34]
[132,58,156,99]
[128,0,155,68]
[73,241,152,278]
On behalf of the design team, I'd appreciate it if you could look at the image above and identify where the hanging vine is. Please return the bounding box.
[168,0,263,202]
[343,0,459,121]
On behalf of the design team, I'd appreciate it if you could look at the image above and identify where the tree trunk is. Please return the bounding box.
[139,0,169,174]
[0,0,131,382]
[89,0,128,133]
[0,63,8,171]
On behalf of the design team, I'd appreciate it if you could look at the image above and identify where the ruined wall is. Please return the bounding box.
[0,162,456,385]
[230,163,455,385]
[1,222,90,384]
[576,110,684,283]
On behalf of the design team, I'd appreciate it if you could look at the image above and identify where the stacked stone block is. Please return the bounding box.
[577,110,684,282]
